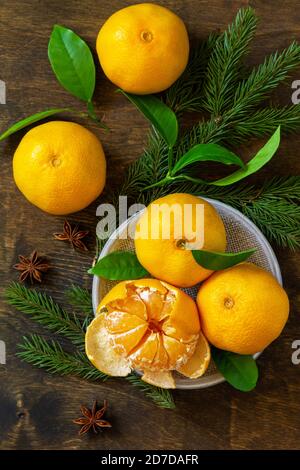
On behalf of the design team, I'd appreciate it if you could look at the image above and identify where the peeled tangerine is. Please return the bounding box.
[86,279,211,388]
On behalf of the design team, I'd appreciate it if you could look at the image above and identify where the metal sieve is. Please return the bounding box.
[92,198,282,390]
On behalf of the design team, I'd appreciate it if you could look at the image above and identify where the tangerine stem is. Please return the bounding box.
[142,175,175,191]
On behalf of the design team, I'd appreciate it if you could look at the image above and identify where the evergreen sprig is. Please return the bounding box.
[8,283,175,409]
[108,7,300,250]
[65,284,94,328]
[17,334,107,381]
[5,282,86,348]
[202,7,258,116]
[126,373,176,410]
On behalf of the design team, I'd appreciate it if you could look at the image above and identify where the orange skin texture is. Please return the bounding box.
[96,3,189,94]
[134,193,227,287]
[197,263,290,355]
[13,121,106,215]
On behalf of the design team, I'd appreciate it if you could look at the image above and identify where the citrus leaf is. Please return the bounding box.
[0,108,68,142]
[212,348,258,392]
[192,248,256,270]
[119,91,178,147]
[48,25,95,101]
[172,143,246,175]
[88,251,149,280]
[211,126,281,186]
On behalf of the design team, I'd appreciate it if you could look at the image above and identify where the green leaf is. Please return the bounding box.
[119,90,178,147]
[0,108,68,142]
[48,25,95,101]
[171,143,246,175]
[88,251,149,280]
[192,248,256,270]
[211,126,281,186]
[212,348,258,392]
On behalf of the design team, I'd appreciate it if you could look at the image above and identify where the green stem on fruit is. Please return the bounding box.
[87,100,110,132]
[142,175,175,190]
[142,173,209,191]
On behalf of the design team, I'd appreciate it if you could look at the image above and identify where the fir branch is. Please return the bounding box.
[17,334,107,381]
[231,105,300,142]
[99,8,300,252]
[166,34,218,114]
[17,334,176,409]
[229,42,300,119]
[126,373,176,410]
[66,284,93,316]
[5,283,85,348]
[178,176,300,249]
[202,7,258,116]
[117,130,169,208]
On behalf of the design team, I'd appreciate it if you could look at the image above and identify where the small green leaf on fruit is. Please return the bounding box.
[88,251,149,280]
[212,347,258,392]
[192,248,256,270]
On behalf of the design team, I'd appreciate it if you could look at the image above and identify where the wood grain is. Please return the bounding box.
[0,0,300,450]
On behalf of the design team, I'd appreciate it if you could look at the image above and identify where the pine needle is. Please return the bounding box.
[166,34,218,114]
[230,42,300,119]
[65,284,94,321]
[202,7,258,115]
[126,373,176,410]
[103,7,300,252]
[17,334,107,381]
[5,283,85,348]
[232,105,300,142]
[9,286,177,408]
[155,176,300,250]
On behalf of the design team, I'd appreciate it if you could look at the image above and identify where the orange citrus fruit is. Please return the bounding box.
[197,262,289,355]
[13,121,106,215]
[96,3,189,94]
[86,279,210,388]
[134,193,227,287]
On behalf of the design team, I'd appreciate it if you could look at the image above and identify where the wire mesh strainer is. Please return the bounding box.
[92,197,282,390]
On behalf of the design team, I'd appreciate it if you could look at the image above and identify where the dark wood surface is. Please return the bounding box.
[1,0,300,450]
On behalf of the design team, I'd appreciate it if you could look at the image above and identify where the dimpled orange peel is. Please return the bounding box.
[13,121,106,215]
[86,279,211,388]
[134,193,227,288]
[96,3,189,94]
[197,263,289,355]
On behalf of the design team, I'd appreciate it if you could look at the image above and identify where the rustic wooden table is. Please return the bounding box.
[0,0,300,450]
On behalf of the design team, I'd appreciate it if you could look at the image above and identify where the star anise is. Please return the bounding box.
[73,400,112,435]
[13,251,50,283]
[53,220,89,251]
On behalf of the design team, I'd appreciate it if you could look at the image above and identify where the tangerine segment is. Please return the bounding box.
[130,332,159,369]
[111,323,149,355]
[97,278,167,315]
[142,370,176,389]
[105,310,147,334]
[177,332,211,379]
[85,314,131,377]
[162,287,200,343]
[98,279,200,372]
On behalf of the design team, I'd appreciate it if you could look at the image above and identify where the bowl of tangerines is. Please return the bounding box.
[87,193,289,390]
